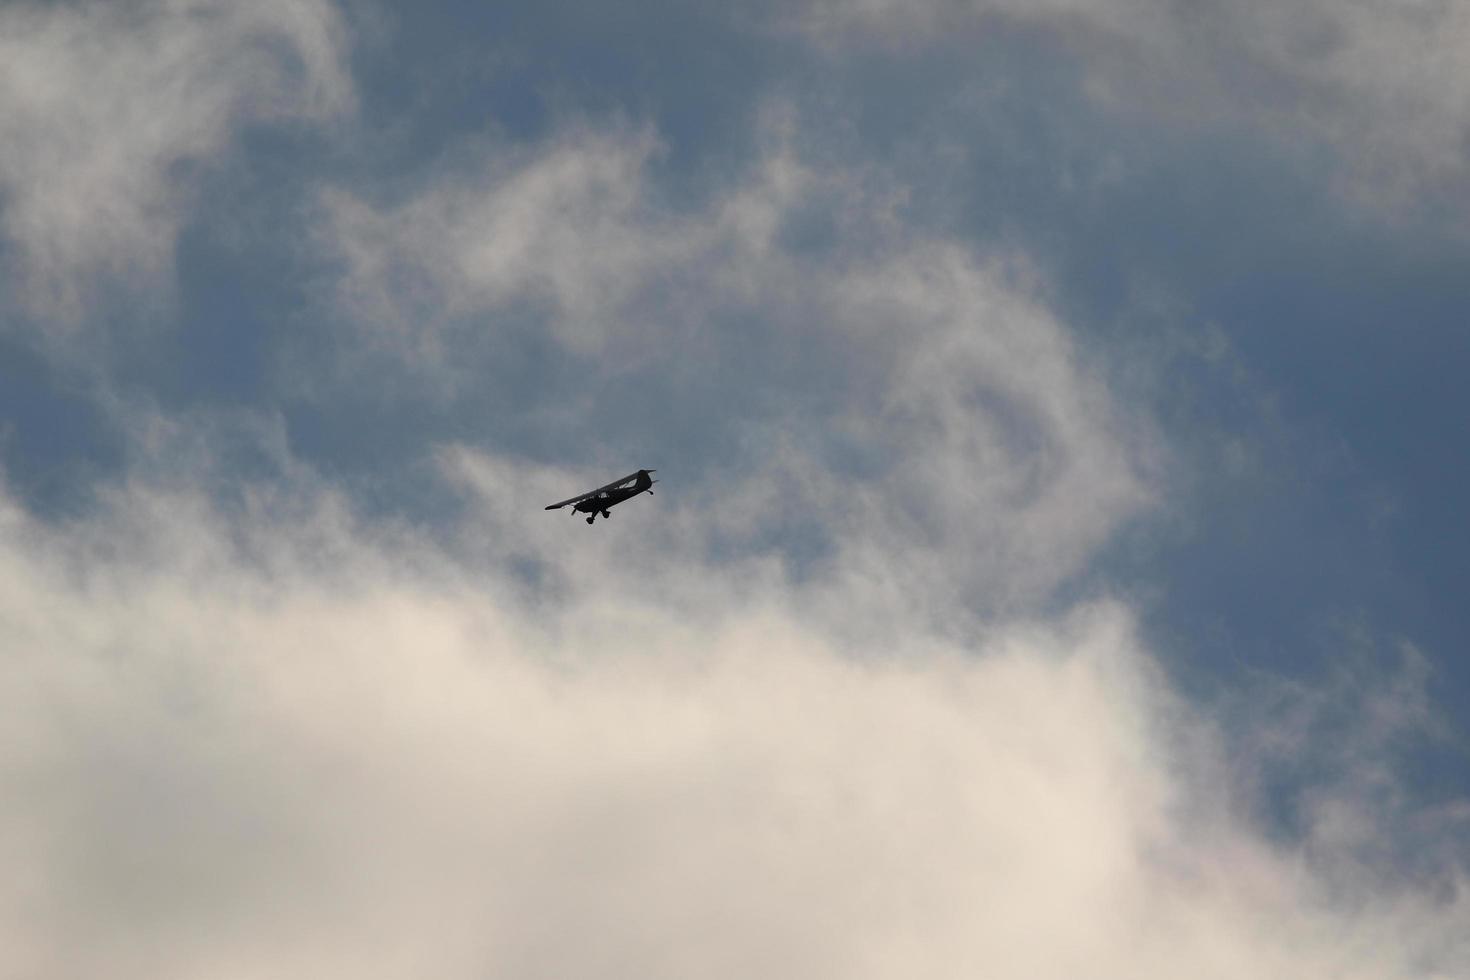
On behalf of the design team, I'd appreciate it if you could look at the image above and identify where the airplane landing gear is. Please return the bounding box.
[601,510,611,519]
[586,515,595,524]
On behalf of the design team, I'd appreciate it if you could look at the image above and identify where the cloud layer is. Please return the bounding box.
[2,470,1466,978]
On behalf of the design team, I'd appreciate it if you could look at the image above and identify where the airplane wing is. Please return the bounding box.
[544,490,593,510]
[544,471,642,510]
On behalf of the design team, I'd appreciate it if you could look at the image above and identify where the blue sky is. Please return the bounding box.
[2,0,1468,975]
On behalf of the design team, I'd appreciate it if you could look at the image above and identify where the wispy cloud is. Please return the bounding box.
[318,114,1154,611]
[0,0,352,327]
[792,0,1470,215]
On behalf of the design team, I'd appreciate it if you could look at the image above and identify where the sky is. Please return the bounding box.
[1,0,1469,976]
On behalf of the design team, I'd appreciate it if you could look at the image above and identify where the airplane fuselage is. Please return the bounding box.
[572,469,654,522]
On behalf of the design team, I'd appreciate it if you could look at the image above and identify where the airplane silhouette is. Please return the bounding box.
[544,469,656,524]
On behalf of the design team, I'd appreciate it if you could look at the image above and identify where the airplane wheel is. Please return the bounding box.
[586,516,595,524]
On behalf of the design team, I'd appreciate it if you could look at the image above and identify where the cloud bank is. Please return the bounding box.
[1,466,1466,978]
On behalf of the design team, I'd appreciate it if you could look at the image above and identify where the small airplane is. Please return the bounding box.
[545,469,657,524]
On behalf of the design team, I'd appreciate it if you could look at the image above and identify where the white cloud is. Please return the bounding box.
[793,0,1470,213]
[0,470,1465,978]
[0,0,352,325]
